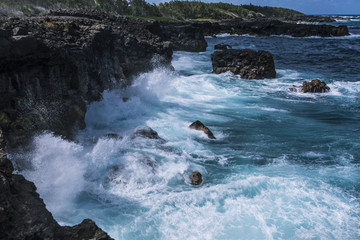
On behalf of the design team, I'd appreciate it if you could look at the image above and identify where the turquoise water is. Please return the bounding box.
[17,17,360,239]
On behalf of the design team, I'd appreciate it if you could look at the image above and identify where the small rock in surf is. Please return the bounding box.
[190,171,202,185]
[189,120,216,139]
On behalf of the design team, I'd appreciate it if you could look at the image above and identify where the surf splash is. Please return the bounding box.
[13,17,360,240]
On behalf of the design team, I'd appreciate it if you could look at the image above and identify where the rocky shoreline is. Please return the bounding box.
[0,10,350,239]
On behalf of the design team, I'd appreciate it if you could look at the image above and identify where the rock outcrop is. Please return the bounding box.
[0,10,212,148]
[189,120,216,139]
[289,79,330,93]
[157,22,208,52]
[0,128,113,240]
[211,49,276,79]
[301,79,330,93]
[0,12,170,147]
[199,19,349,37]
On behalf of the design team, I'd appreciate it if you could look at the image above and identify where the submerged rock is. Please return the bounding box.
[301,79,330,93]
[189,120,216,139]
[190,171,202,185]
[214,43,232,50]
[211,49,276,79]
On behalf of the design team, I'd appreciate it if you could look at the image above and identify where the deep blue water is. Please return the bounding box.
[15,17,360,239]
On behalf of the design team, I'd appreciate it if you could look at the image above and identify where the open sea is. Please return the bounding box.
[12,16,360,239]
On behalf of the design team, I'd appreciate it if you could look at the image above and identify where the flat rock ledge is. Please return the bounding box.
[211,49,276,79]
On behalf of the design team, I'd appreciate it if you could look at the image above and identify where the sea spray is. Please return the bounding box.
[12,18,360,239]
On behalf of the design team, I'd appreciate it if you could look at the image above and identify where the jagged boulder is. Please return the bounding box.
[214,43,232,50]
[190,171,202,185]
[189,120,216,139]
[301,79,330,93]
[211,49,276,79]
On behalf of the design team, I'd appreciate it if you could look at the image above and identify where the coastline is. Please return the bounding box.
[0,10,353,239]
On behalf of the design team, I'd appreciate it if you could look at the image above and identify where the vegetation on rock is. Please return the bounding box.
[1,0,304,21]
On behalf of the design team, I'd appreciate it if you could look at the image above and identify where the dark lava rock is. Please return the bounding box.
[190,171,202,185]
[0,12,175,147]
[132,126,161,140]
[58,219,112,240]
[301,79,330,93]
[12,26,28,36]
[214,43,232,50]
[198,19,349,38]
[160,22,208,52]
[211,49,276,79]
[189,120,216,139]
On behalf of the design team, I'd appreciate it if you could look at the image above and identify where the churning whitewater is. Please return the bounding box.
[12,17,360,239]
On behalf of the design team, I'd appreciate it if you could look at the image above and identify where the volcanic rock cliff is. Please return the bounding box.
[0,10,209,148]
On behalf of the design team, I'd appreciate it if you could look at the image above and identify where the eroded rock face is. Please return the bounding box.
[190,171,202,185]
[211,49,276,79]
[0,12,174,147]
[159,22,208,52]
[301,79,330,93]
[189,120,216,139]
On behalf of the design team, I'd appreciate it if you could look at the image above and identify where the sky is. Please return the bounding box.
[147,0,360,15]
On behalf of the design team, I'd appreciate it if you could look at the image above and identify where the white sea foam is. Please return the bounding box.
[20,133,86,214]
[106,171,360,239]
[11,28,360,240]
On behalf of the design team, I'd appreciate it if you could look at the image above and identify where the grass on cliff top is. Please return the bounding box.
[126,15,181,22]
[0,0,305,21]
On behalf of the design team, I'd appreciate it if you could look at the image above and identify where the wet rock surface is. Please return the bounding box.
[190,171,202,185]
[189,120,216,139]
[211,49,276,79]
[301,79,330,93]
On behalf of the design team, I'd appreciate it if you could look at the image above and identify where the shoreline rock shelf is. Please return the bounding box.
[211,49,276,79]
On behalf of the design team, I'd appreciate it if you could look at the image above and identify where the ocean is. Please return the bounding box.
[12,16,360,239]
